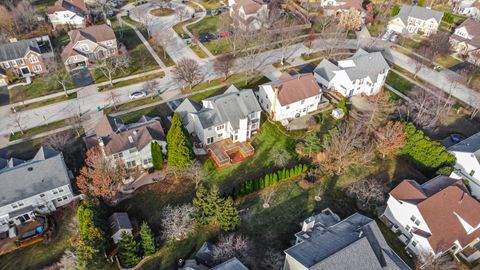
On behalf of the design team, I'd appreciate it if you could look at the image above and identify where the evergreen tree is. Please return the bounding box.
[290,168,295,177]
[194,185,223,225]
[118,231,140,268]
[151,141,164,170]
[272,173,278,184]
[218,197,240,231]
[140,222,155,256]
[167,113,194,170]
[265,174,270,187]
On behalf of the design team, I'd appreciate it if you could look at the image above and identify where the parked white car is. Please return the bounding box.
[129,91,147,100]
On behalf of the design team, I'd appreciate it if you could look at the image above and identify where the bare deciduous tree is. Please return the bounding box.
[415,252,458,270]
[260,248,284,270]
[399,89,451,130]
[44,130,75,152]
[213,53,236,80]
[161,204,195,241]
[143,80,159,99]
[359,90,395,134]
[131,7,155,38]
[173,58,203,90]
[50,58,71,97]
[10,112,26,135]
[175,6,190,22]
[67,105,83,137]
[95,47,130,86]
[270,148,292,168]
[213,234,251,264]
[375,121,406,159]
[261,186,277,208]
[150,0,171,8]
[90,0,116,23]
[344,177,385,210]
[182,160,208,189]
[419,32,451,65]
[274,18,300,65]
[107,90,121,111]
[338,8,362,33]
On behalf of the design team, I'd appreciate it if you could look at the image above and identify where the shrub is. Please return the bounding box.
[391,4,400,16]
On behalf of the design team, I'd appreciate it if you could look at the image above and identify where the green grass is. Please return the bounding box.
[203,38,230,55]
[0,207,76,270]
[188,73,269,93]
[9,76,74,103]
[150,7,175,16]
[434,54,461,68]
[93,23,158,83]
[173,19,195,38]
[10,119,69,141]
[190,44,210,58]
[188,86,228,102]
[195,0,224,10]
[121,15,142,27]
[98,72,165,91]
[385,72,413,95]
[105,95,163,114]
[398,36,421,50]
[187,16,220,35]
[367,22,386,37]
[15,93,77,112]
[149,44,176,66]
[115,103,172,124]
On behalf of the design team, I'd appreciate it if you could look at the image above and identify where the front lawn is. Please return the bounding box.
[187,15,220,35]
[385,72,413,95]
[188,86,228,102]
[15,93,77,112]
[203,38,230,55]
[105,95,163,114]
[434,54,461,68]
[9,75,74,103]
[367,22,386,37]
[98,72,165,91]
[398,36,421,50]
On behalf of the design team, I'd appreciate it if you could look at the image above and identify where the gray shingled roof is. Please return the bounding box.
[0,39,41,62]
[314,59,339,81]
[394,5,444,25]
[448,131,480,164]
[109,212,132,234]
[285,213,411,270]
[0,147,71,206]
[343,49,390,81]
[211,258,249,270]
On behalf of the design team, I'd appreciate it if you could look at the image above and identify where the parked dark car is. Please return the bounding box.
[450,134,462,143]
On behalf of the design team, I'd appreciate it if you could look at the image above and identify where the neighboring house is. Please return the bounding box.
[229,0,269,31]
[175,85,261,146]
[0,36,53,81]
[257,73,323,121]
[109,212,133,244]
[84,115,167,170]
[61,24,118,71]
[0,147,75,227]
[448,132,480,199]
[319,0,364,16]
[185,242,249,270]
[47,0,89,29]
[314,49,389,97]
[453,0,480,19]
[387,5,443,35]
[284,208,411,270]
[211,258,249,270]
[450,19,480,64]
[381,176,480,263]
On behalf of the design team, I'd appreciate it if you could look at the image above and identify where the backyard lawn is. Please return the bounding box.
[9,76,74,103]
[187,15,220,35]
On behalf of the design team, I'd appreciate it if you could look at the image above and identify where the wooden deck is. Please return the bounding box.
[206,138,255,168]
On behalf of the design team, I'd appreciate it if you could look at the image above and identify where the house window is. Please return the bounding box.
[58,188,64,193]
[216,124,224,131]
[32,65,42,72]
[470,170,475,176]
[207,137,214,144]
[4,62,10,68]
[127,160,136,168]
[18,201,24,207]
[53,189,58,194]
[118,152,123,158]
[208,127,212,131]
[129,148,137,154]
[106,40,113,46]
[286,105,290,110]
[301,100,305,105]
[80,45,89,52]
[410,215,416,222]
[405,225,411,231]
[415,220,421,226]
[62,196,68,200]
[302,108,307,112]
[40,193,45,198]
[57,197,63,202]
[234,135,238,140]
[143,159,149,165]
[64,13,69,17]
[29,55,39,63]
[411,240,418,247]
[217,133,222,137]
[16,59,24,65]
[315,95,320,100]
[11,203,18,209]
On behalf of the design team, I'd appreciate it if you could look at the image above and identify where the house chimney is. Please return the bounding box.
[98,137,106,156]
[9,38,17,43]
[302,216,315,232]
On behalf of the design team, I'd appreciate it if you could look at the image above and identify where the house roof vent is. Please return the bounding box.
[128,136,134,143]
[27,167,33,171]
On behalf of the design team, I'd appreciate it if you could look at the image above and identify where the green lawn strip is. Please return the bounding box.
[115,103,173,124]
[186,16,220,35]
[397,36,421,50]
[0,208,75,270]
[105,96,163,114]
[190,44,210,58]
[385,72,413,95]
[173,19,195,38]
[150,7,175,16]
[98,72,165,91]
[121,15,142,27]
[15,93,77,112]
[93,24,158,83]
[194,0,224,10]
[188,86,228,102]
[189,73,269,93]
[149,43,176,66]
[9,76,74,103]
[10,119,69,141]
[434,54,461,68]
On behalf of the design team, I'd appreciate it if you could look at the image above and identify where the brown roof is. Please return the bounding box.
[268,73,321,106]
[232,0,263,14]
[87,115,166,156]
[390,177,480,253]
[61,24,116,61]
[322,0,363,11]
[48,0,88,15]
[451,18,480,48]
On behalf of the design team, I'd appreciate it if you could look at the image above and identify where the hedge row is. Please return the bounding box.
[235,164,308,197]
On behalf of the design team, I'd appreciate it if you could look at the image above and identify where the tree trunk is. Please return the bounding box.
[62,83,68,97]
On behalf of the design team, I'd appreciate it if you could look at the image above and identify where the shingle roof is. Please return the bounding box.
[61,24,116,62]
[108,212,132,234]
[211,258,249,270]
[394,5,444,25]
[47,0,88,15]
[285,213,410,270]
[451,19,480,48]
[0,147,71,206]
[448,131,480,164]
[264,73,321,106]
[314,59,339,81]
[0,39,41,62]
[390,177,480,254]
[232,0,263,14]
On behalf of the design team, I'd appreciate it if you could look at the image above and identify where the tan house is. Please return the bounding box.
[0,36,53,84]
[450,18,480,64]
[61,24,118,71]
[229,0,269,31]
[387,5,443,36]
[47,0,89,29]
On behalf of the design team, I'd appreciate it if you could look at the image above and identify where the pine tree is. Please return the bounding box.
[194,185,223,225]
[140,222,155,256]
[272,173,278,184]
[289,168,295,177]
[265,174,270,187]
[167,113,194,170]
[151,141,164,170]
[118,231,140,268]
[218,197,240,231]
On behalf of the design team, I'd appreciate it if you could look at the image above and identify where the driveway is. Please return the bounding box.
[71,69,94,88]
[448,61,472,73]
[0,86,9,106]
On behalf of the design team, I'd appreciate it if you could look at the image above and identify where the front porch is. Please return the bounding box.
[206,138,256,168]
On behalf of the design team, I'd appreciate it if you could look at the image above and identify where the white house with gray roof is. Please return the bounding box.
[283,209,411,270]
[175,85,262,146]
[448,132,480,199]
[387,5,444,35]
[314,49,390,97]
[109,212,133,244]
[0,147,75,228]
